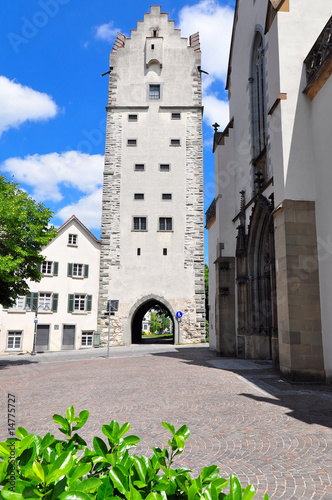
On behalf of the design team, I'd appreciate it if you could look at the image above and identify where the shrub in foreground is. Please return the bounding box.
[0,406,268,499]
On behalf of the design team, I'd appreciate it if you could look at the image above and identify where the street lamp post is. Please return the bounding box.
[31,309,38,356]
[106,300,119,358]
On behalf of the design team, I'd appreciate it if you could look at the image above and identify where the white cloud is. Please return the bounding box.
[56,188,102,230]
[203,94,229,129]
[178,0,233,126]
[178,0,233,85]
[2,151,104,202]
[94,21,121,43]
[0,76,58,137]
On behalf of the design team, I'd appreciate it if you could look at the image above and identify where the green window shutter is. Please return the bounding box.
[25,294,31,310]
[32,292,38,312]
[52,293,59,313]
[67,263,73,277]
[84,264,89,278]
[68,294,74,313]
[53,262,59,276]
[86,295,92,312]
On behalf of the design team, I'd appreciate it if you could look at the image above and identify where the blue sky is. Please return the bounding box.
[0,0,235,259]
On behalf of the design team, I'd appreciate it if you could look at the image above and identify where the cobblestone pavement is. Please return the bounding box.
[1,344,332,499]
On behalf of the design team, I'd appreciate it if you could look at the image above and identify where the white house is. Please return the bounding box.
[207,0,332,382]
[0,216,100,353]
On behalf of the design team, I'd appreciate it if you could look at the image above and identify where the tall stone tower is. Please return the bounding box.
[98,6,205,345]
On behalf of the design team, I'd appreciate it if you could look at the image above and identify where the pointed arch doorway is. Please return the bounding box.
[129,295,176,344]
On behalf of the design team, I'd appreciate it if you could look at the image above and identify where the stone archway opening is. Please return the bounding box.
[131,299,175,344]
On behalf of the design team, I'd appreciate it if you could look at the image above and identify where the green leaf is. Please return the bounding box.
[109,466,129,494]
[16,436,35,457]
[69,463,92,484]
[200,466,219,484]
[242,484,256,500]
[76,477,103,493]
[16,427,29,440]
[122,435,140,447]
[132,456,147,483]
[228,475,242,500]
[174,435,185,451]
[188,484,198,500]
[117,422,130,439]
[32,461,45,482]
[59,493,91,500]
[93,437,108,457]
[66,406,75,423]
[175,425,190,440]
[51,476,68,500]
[53,414,69,430]
[96,481,114,500]
[46,452,74,484]
[161,422,175,436]
[0,442,11,457]
[41,433,55,450]
[1,489,23,500]
[264,495,269,500]
[72,411,89,431]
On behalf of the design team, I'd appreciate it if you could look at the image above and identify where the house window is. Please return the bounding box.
[73,264,83,277]
[128,114,138,122]
[159,217,172,231]
[149,84,160,100]
[81,332,93,347]
[171,113,181,120]
[134,164,145,171]
[162,193,172,200]
[251,31,266,158]
[127,139,137,146]
[68,234,77,245]
[163,248,167,255]
[170,139,180,146]
[159,164,170,172]
[41,261,58,276]
[11,296,25,311]
[39,293,52,311]
[137,248,141,256]
[7,332,22,350]
[134,193,144,200]
[133,217,147,231]
[68,294,92,313]
[68,263,89,278]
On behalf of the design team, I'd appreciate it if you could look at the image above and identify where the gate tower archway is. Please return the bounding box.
[127,295,176,344]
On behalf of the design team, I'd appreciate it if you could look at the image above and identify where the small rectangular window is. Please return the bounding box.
[159,164,170,172]
[73,263,83,277]
[39,293,52,311]
[137,248,141,256]
[7,332,22,350]
[159,217,173,231]
[127,139,137,146]
[11,296,25,311]
[128,114,138,122]
[171,113,181,120]
[170,139,180,146]
[74,294,86,312]
[68,234,77,245]
[163,248,167,255]
[162,193,172,200]
[134,193,144,200]
[81,332,93,347]
[134,164,145,171]
[149,84,160,100]
[133,217,147,231]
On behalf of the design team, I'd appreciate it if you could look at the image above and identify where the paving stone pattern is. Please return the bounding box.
[1,345,332,499]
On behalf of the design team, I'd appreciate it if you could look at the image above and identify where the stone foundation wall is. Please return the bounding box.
[273,200,325,382]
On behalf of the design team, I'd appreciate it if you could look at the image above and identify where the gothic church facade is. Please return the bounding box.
[207,0,332,382]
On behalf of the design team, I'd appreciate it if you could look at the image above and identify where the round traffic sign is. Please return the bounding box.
[176,311,183,319]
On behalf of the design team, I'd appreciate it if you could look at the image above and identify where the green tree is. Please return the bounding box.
[0,175,57,308]
[150,312,162,334]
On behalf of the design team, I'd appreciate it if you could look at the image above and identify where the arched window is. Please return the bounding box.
[251,31,266,160]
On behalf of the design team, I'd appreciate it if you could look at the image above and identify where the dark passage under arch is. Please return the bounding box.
[131,299,175,344]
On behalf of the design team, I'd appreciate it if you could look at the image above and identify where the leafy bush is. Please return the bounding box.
[0,406,268,500]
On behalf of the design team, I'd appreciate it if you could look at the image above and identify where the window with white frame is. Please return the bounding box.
[39,293,52,311]
[68,294,92,313]
[81,332,93,347]
[7,332,22,350]
[73,264,83,277]
[68,234,77,245]
[133,217,147,231]
[11,296,25,311]
[42,261,52,274]
[159,217,173,231]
